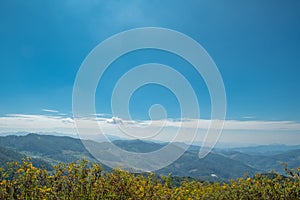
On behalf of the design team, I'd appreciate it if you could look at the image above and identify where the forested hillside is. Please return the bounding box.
[1,133,299,181]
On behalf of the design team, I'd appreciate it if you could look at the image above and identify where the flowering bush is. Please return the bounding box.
[0,159,299,199]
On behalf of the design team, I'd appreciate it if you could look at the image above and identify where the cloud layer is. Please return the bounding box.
[1,113,300,145]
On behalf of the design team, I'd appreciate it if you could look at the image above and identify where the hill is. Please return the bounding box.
[0,133,299,181]
[0,145,52,169]
[227,144,300,156]
[220,149,300,174]
[111,139,257,180]
[158,150,257,181]
[0,133,96,164]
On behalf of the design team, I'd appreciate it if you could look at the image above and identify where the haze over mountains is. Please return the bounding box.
[0,133,299,181]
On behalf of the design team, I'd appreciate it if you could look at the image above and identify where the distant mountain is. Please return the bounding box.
[1,131,24,136]
[157,150,257,180]
[111,139,257,180]
[226,144,300,156]
[0,133,299,181]
[0,131,78,137]
[113,139,165,153]
[220,148,300,174]
[0,131,124,141]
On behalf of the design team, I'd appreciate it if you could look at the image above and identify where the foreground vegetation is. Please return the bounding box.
[0,159,299,199]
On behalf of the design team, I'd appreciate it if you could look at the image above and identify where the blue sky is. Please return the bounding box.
[0,1,300,145]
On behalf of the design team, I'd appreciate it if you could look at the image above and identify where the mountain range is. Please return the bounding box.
[0,133,299,181]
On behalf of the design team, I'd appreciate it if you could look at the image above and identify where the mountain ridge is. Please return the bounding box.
[0,133,299,181]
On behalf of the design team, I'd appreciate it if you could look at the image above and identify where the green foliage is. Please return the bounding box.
[0,159,299,199]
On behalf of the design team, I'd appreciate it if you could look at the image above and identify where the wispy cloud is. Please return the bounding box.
[242,116,256,119]
[0,114,75,135]
[42,109,59,113]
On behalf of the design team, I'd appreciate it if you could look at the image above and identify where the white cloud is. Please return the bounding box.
[242,116,256,119]
[42,109,59,113]
[223,120,300,131]
[0,113,300,145]
[106,117,123,124]
[0,114,76,135]
[61,117,74,124]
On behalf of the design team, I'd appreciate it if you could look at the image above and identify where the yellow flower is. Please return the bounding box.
[16,168,24,173]
[139,186,144,192]
[0,180,7,185]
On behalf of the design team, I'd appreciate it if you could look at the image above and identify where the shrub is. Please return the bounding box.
[0,159,299,199]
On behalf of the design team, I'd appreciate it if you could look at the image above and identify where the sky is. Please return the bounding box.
[0,0,300,146]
